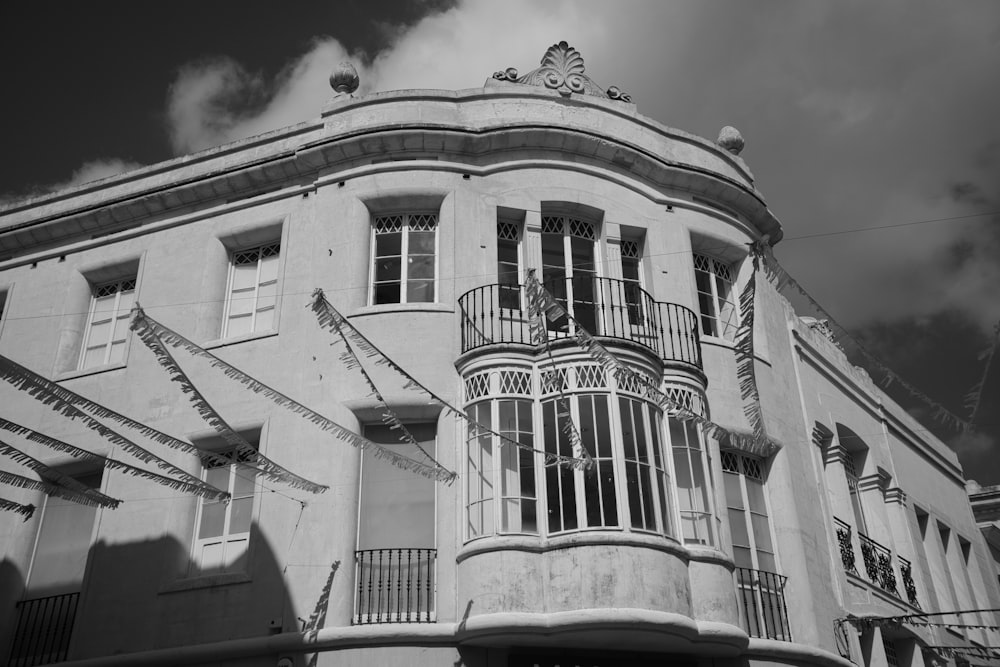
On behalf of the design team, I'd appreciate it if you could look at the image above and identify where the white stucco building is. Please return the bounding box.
[0,42,997,667]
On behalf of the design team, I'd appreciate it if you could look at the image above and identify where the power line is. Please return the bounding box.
[782,210,1000,242]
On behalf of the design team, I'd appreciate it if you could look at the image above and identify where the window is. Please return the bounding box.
[722,452,775,571]
[497,220,522,310]
[222,242,279,338]
[621,239,643,325]
[671,415,717,546]
[79,278,136,369]
[541,215,598,334]
[693,253,737,340]
[371,213,437,305]
[193,446,258,575]
[463,364,683,542]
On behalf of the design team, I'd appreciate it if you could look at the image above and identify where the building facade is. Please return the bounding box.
[0,42,997,667]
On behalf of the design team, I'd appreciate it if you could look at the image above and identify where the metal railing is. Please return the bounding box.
[7,592,79,667]
[834,517,858,575]
[899,556,920,608]
[859,532,898,597]
[354,548,436,624]
[458,278,702,370]
[735,567,792,641]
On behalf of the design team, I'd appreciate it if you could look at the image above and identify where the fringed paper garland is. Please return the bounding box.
[0,469,116,510]
[130,308,329,494]
[749,240,974,432]
[130,311,454,484]
[525,270,781,458]
[0,353,228,502]
[318,303,455,483]
[734,247,766,440]
[310,289,594,472]
[0,417,227,499]
[0,497,35,520]
[965,321,1000,428]
[0,439,121,509]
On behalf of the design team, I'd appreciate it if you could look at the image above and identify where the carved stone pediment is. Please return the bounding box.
[493,41,632,102]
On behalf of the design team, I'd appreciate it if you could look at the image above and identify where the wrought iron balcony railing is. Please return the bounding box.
[7,592,79,667]
[859,532,898,596]
[899,556,920,608]
[834,517,858,575]
[735,567,792,641]
[458,278,702,370]
[354,548,436,624]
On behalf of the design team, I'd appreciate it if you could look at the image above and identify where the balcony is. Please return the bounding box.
[735,567,792,641]
[354,548,436,624]
[7,592,79,667]
[833,517,918,607]
[458,278,702,370]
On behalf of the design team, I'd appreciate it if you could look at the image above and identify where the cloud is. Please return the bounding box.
[0,158,143,205]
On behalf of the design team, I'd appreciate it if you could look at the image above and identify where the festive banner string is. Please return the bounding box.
[965,320,1000,428]
[524,270,780,458]
[321,304,455,482]
[132,310,453,483]
[751,241,974,432]
[0,354,228,502]
[734,246,766,440]
[0,417,222,499]
[309,290,593,471]
[0,497,35,520]
[131,307,328,494]
[0,440,121,509]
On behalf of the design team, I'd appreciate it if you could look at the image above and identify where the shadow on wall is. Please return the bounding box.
[2,522,342,666]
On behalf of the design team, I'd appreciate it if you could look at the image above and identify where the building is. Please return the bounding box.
[0,41,997,667]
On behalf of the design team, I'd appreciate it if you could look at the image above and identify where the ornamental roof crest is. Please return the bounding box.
[492,41,632,103]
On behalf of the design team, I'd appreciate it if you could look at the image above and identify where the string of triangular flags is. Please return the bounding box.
[130,306,328,494]
[524,270,781,458]
[317,299,455,482]
[130,308,454,483]
[0,353,229,502]
[309,289,594,471]
[965,321,1000,426]
[924,645,1000,662]
[750,240,983,432]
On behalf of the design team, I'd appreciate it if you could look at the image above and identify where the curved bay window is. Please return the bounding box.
[464,363,709,543]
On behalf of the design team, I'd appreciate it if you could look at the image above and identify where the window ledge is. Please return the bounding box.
[55,362,127,382]
[159,571,252,594]
[457,530,688,564]
[351,303,454,317]
[203,330,278,350]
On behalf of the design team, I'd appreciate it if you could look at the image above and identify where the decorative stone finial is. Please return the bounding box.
[329,62,360,95]
[492,41,632,103]
[717,126,745,155]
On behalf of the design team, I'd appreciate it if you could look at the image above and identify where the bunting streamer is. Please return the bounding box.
[0,497,35,520]
[0,440,121,509]
[525,270,781,458]
[924,646,1000,661]
[129,311,453,483]
[734,246,766,440]
[320,304,454,482]
[965,321,1000,428]
[749,240,973,432]
[130,307,329,494]
[0,353,228,501]
[0,417,224,499]
[309,290,594,471]
[0,469,115,510]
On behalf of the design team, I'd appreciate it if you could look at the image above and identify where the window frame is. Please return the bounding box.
[620,238,647,327]
[78,277,137,370]
[540,215,600,335]
[693,253,738,341]
[670,413,718,547]
[191,445,259,577]
[221,241,281,339]
[496,220,523,311]
[369,212,439,306]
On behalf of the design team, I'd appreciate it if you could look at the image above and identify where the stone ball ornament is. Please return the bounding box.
[329,61,360,95]
[717,126,745,155]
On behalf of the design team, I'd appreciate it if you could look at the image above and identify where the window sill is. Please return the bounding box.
[159,571,252,593]
[55,362,127,382]
[457,530,688,564]
[352,302,454,317]
[203,330,278,350]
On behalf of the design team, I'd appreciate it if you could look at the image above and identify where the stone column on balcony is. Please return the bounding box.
[884,486,920,607]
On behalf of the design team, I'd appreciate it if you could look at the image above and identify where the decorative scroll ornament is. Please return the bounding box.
[492,41,632,102]
[0,497,35,520]
[130,306,328,494]
[310,290,593,471]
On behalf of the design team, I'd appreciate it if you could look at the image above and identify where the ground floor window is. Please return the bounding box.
[464,364,711,543]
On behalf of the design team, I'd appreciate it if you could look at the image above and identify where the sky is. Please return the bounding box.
[1,0,998,484]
